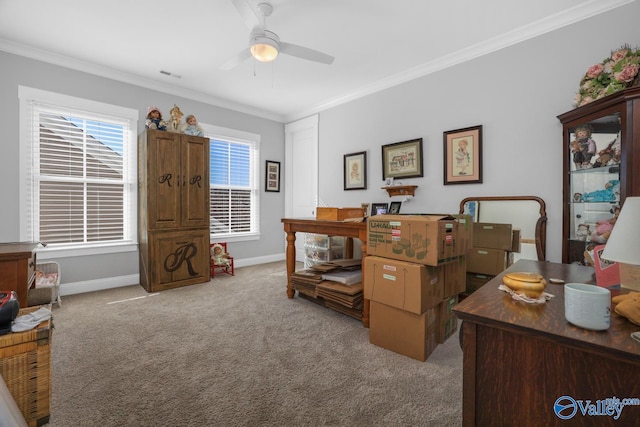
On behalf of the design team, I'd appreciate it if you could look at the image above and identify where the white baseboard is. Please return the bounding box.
[59,253,286,296]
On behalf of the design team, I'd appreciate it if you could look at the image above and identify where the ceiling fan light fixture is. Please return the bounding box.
[249,30,280,62]
[250,41,279,62]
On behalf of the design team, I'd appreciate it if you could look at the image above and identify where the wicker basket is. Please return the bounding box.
[28,261,61,307]
[0,305,52,426]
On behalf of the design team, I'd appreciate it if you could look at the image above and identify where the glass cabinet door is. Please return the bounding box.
[567,113,621,265]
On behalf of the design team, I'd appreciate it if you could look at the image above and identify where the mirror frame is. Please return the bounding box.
[459,195,547,261]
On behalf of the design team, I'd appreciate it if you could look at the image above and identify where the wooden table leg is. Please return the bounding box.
[284,229,296,298]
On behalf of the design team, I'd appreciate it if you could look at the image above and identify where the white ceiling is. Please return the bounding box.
[0,0,630,122]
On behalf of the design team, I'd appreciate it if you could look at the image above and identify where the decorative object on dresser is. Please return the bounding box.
[443,125,483,185]
[381,138,423,180]
[558,86,640,265]
[370,203,388,216]
[343,151,367,190]
[138,130,211,292]
[601,197,640,290]
[388,201,402,214]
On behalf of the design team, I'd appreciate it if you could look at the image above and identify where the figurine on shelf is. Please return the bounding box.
[181,114,204,137]
[574,179,620,202]
[168,104,184,133]
[210,243,231,268]
[570,125,597,169]
[593,133,622,168]
[590,205,621,244]
[145,106,167,131]
[575,223,591,241]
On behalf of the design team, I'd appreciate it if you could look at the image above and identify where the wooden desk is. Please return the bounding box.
[0,243,39,307]
[453,259,640,426]
[281,218,370,326]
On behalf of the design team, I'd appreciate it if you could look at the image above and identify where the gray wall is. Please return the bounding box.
[315,2,640,263]
[1,1,637,289]
[0,52,285,286]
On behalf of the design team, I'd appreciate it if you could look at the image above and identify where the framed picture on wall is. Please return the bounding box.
[443,125,483,185]
[265,160,281,192]
[381,138,423,180]
[344,151,367,190]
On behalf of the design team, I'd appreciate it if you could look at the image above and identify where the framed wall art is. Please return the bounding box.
[265,160,281,192]
[344,151,367,190]
[443,125,483,185]
[381,138,423,180]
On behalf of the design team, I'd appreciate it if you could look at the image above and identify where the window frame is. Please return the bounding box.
[18,86,139,259]
[201,123,260,242]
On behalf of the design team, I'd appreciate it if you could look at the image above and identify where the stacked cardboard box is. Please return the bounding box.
[465,222,520,295]
[364,214,471,361]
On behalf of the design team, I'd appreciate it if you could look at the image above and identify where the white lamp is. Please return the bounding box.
[601,197,640,290]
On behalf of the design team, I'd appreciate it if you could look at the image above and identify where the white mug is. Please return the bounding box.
[564,283,611,331]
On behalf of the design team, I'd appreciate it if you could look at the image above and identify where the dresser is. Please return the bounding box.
[0,242,39,308]
[453,259,640,426]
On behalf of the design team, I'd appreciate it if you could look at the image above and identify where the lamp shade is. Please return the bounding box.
[250,31,279,62]
[600,197,640,264]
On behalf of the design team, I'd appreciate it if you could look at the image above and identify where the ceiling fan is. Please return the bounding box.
[221,0,335,70]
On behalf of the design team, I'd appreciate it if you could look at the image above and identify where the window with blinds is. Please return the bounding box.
[209,138,258,237]
[19,87,137,249]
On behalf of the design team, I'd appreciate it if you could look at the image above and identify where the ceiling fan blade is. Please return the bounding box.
[220,48,252,70]
[280,42,334,65]
[230,0,261,29]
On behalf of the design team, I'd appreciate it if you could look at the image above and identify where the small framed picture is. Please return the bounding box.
[389,201,402,214]
[371,203,388,216]
[265,160,280,192]
[361,203,370,218]
[344,151,367,190]
[443,125,483,185]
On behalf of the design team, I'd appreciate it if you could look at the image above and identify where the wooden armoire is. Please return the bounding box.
[138,129,210,292]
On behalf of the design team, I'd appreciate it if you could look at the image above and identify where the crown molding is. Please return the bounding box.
[285,0,635,122]
[0,38,286,123]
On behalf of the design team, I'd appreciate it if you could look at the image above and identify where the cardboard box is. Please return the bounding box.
[437,295,459,344]
[316,207,364,221]
[451,214,474,253]
[466,272,494,294]
[442,256,466,298]
[367,214,466,266]
[364,256,443,314]
[467,247,513,276]
[473,222,513,250]
[369,301,438,362]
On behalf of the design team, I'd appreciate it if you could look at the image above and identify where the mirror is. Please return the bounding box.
[459,196,547,261]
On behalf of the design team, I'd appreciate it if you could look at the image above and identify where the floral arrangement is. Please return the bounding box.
[575,45,640,107]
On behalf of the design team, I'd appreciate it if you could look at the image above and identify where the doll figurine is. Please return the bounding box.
[575,223,591,241]
[575,179,620,202]
[181,114,204,137]
[211,244,230,267]
[145,106,167,131]
[168,104,184,133]
[570,125,597,169]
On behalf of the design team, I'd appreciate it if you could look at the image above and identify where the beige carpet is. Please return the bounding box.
[49,261,462,426]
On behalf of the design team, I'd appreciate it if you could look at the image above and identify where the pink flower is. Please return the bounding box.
[586,64,604,78]
[614,64,640,82]
[579,96,594,106]
[611,49,629,63]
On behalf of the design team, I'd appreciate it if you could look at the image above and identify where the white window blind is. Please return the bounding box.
[19,87,137,250]
[203,124,259,239]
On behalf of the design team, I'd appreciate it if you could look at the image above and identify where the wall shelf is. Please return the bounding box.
[381,185,417,197]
